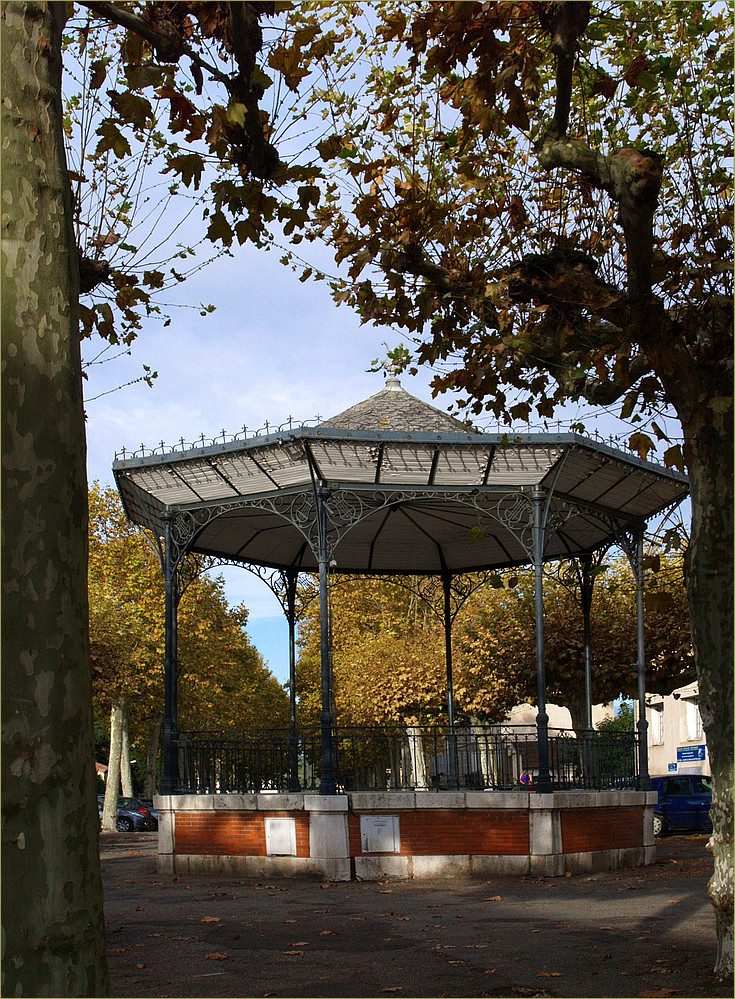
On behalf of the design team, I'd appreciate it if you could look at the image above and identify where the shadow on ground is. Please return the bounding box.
[100,831,730,998]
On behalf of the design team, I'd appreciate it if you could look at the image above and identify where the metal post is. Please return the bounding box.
[532,489,552,793]
[580,555,595,787]
[316,487,337,794]
[634,526,651,790]
[442,571,458,787]
[285,569,301,792]
[160,514,178,794]
[580,556,594,731]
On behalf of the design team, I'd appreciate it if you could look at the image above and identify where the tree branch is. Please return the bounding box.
[80,2,185,61]
[579,353,654,405]
[537,2,591,139]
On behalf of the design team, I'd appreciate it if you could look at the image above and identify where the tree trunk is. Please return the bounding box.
[144,715,163,799]
[683,418,734,980]
[405,726,427,789]
[1,3,109,994]
[103,701,124,831]
[120,699,133,797]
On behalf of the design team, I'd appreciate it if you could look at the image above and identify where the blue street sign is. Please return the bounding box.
[667,763,677,772]
[677,745,706,762]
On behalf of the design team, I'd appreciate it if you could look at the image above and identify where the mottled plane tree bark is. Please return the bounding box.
[1,3,109,994]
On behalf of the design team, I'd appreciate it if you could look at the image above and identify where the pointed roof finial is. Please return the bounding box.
[368,342,412,390]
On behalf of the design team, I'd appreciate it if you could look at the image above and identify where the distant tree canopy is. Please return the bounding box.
[89,483,289,750]
[295,553,693,730]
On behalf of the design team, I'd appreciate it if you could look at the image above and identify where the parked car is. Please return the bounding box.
[98,795,158,832]
[650,774,712,837]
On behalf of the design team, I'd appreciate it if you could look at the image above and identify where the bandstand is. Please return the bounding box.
[113,372,688,879]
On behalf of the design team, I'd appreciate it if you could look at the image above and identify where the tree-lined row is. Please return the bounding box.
[295,556,693,731]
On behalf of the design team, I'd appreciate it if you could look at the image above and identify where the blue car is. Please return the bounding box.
[650,774,712,837]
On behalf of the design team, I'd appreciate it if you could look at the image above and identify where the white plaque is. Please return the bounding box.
[360,814,400,853]
[265,816,297,856]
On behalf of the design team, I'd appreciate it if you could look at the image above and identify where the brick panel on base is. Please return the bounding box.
[175,811,309,857]
[349,810,529,856]
[560,807,643,853]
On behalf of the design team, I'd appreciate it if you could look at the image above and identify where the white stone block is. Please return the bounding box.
[309,811,349,859]
[529,808,560,855]
[414,792,465,809]
[470,855,529,877]
[303,795,349,812]
[528,853,564,877]
[213,793,258,810]
[354,856,411,881]
[257,793,304,811]
[349,791,415,810]
[412,855,470,878]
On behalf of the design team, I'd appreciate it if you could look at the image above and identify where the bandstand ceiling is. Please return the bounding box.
[114,378,689,575]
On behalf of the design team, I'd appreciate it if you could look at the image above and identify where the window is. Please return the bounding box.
[685,699,703,741]
[650,705,664,745]
[664,777,692,796]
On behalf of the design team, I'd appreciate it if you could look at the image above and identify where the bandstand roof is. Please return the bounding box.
[113,376,689,575]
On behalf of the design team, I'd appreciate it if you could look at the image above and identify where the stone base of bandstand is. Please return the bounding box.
[154,790,657,881]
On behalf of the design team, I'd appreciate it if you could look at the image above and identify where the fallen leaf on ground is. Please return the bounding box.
[379,889,393,894]
[205,953,229,961]
[381,988,402,993]
[290,941,310,947]
[284,920,296,924]
[201,916,221,923]
[465,944,488,949]
[284,951,304,957]
[537,972,562,977]
[320,930,337,936]
[312,909,330,914]
[666,900,681,904]
[448,960,465,965]
[135,964,147,970]
[484,969,496,975]
[483,896,503,901]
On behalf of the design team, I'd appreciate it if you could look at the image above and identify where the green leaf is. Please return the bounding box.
[206,212,234,247]
[167,153,205,190]
[109,92,154,129]
[94,121,131,159]
[226,102,247,127]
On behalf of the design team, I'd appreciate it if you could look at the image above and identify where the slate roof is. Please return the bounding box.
[320,376,475,435]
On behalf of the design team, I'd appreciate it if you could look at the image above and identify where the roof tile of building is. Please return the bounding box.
[320,377,475,435]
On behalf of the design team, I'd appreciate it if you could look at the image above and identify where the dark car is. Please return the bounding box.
[98,795,158,832]
[650,774,712,837]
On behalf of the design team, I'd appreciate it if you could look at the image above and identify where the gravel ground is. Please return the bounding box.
[100,831,731,998]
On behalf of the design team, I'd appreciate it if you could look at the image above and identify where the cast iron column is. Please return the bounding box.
[532,489,552,793]
[633,526,651,790]
[285,568,301,791]
[316,486,337,794]
[580,555,594,730]
[160,514,179,794]
[442,571,458,787]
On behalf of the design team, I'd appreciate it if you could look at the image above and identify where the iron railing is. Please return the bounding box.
[172,725,639,794]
